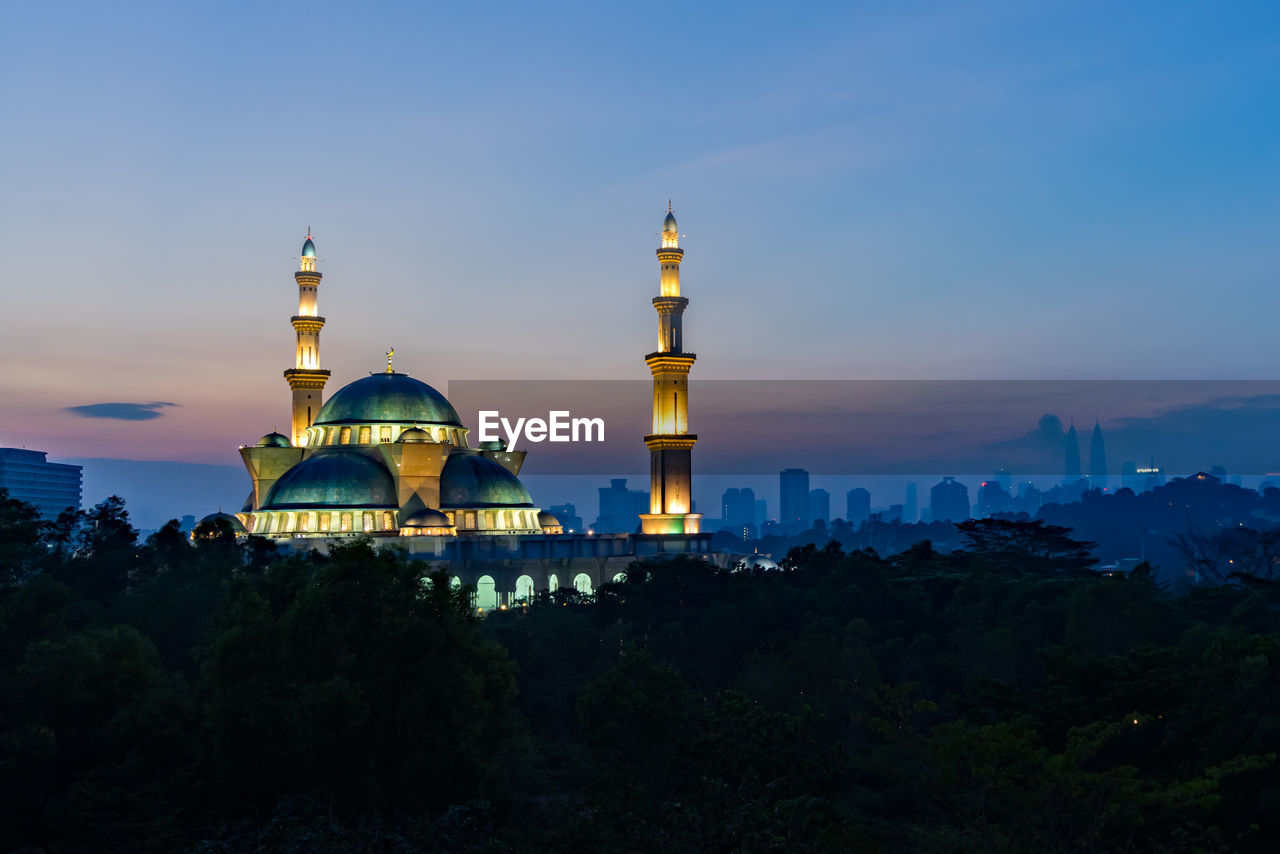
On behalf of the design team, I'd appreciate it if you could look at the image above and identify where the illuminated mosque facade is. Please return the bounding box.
[201,208,711,594]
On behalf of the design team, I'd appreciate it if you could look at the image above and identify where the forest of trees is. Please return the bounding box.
[2,487,1279,852]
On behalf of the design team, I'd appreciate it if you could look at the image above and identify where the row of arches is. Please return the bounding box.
[303,423,469,448]
[470,571,626,610]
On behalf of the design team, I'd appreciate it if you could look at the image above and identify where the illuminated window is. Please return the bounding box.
[465,511,476,529]
[340,427,352,445]
[380,426,391,443]
[382,511,394,530]
[359,426,371,444]
[320,513,330,532]
[445,511,455,525]
[363,512,374,532]
[341,513,352,532]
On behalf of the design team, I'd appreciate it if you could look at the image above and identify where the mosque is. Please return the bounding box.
[198,207,711,597]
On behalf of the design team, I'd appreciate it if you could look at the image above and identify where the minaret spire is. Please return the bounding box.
[282,229,331,446]
[639,203,701,535]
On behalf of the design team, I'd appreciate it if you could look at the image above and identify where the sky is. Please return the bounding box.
[2,1,1280,523]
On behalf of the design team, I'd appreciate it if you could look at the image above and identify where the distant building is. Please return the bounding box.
[846,487,871,528]
[0,448,82,520]
[779,468,810,530]
[593,479,649,533]
[808,488,830,524]
[930,476,970,523]
[904,482,918,524]
[974,480,1012,518]
[549,502,584,533]
[753,498,767,527]
[1089,422,1107,490]
[721,487,756,529]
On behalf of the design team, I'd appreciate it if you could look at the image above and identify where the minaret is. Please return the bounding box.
[639,203,701,534]
[282,229,331,446]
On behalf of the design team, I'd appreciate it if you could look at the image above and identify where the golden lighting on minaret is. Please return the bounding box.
[283,228,331,446]
[639,203,701,535]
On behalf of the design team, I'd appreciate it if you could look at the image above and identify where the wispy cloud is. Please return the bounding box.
[65,402,178,421]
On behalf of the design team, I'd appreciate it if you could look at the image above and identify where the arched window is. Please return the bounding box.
[340,427,352,445]
[358,426,371,444]
[340,513,352,532]
[380,426,392,443]
[363,512,374,533]
[548,574,559,592]
[465,511,476,529]
[573,573,593,594]
[475,575,497,610]
[382,511,394,531]
[515,575,534,602]
[319,513,330,532]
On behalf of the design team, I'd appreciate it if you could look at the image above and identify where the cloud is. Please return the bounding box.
[65,402,178,421]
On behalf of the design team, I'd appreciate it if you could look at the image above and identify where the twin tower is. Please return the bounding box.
[279,208,701,535]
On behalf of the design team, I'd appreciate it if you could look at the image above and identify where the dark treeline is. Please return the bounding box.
[730,475,1280,587]
[1,487,1279,852]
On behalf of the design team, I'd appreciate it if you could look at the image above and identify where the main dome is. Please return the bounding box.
[313,372,463,427]
[440,453,535,508]
[261,450,397,510]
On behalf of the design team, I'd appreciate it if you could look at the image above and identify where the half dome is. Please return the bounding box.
[256,431,291,448]
[195,511,246,534]
[401,508,451,528]
[440,453,534,508]
[313,372,463,427]
[261,450,397,510]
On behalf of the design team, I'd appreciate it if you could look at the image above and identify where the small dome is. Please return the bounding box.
[397,427,431,443]
[301,233,316,258]
[663,211,677,232]
[440,453,535,509]
[256,431,291,448]
[478,439,506,451]
[538,511,561,527]
[314,372,463,427]
[261,450,397,510]
[401,508,451,528]
[195,512,246,535]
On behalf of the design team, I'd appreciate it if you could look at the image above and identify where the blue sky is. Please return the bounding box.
[2,0,1279,475]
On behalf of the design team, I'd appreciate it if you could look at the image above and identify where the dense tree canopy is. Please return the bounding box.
[0,490,1278,851]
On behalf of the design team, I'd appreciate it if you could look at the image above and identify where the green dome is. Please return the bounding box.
[401,508,451,528]
[261,450,396,510]
[397,426,431,443]
[256,431,291,448]
[301,234,316,258]
[313,372,463,427]
[196,511,246,534]
[440,453,534,509]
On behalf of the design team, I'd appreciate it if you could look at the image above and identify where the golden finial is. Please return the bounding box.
[667,199,672,213]
[386,347,395,373]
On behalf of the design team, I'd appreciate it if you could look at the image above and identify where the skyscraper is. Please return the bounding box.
[930,476,970,523]
[779,468,810,530]
[0,448,82,520]
[809,488,830,524]
[1064,422,1082,482]
[639,203,700,535]
[721,487,756,528]
[1089,421,1107,490]
[846,487,870,528]
[904,482,918,523]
